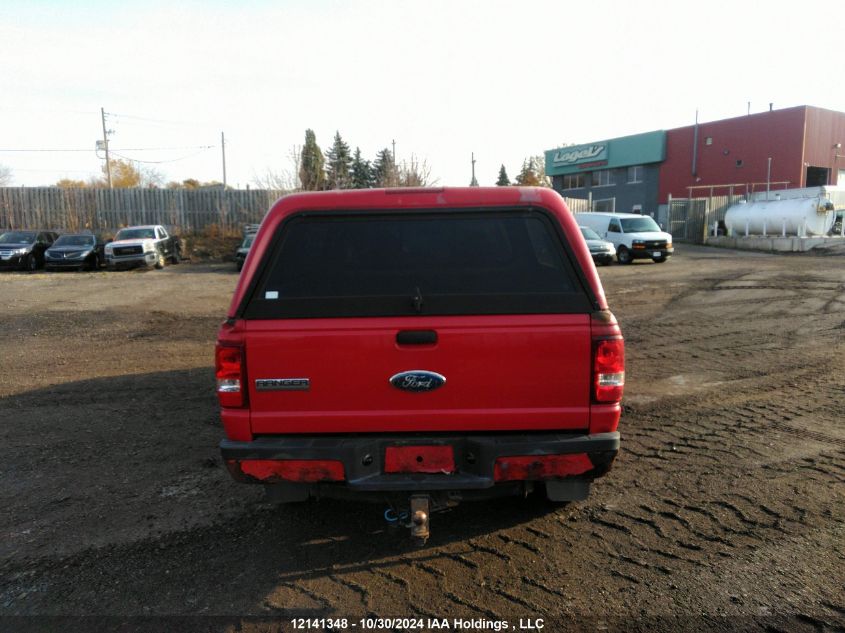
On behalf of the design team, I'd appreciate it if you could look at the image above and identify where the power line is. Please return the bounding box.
[105,110,216,128]
[110,148,215,164]
[0,107,98,116]
[0,145,216,152]
[0,148,93,152]
[12,168,94,173]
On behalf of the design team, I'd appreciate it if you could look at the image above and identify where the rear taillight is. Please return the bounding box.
[230,459,345,483]
[593,338,624,403]
[216,343,246,408]
[494,453,594,481]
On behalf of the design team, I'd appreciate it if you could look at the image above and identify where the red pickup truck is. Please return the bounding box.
[217,187,623,541]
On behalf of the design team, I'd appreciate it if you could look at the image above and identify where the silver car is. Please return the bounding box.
[579,226,616,266]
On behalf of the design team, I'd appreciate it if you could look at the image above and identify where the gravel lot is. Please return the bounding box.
[1,247,843,632]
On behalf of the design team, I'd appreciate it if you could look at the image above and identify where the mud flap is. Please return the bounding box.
[545,480,591,502]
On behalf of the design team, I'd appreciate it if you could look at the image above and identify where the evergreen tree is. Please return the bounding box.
[514,157,542,186]
[298,129,325,191]
[372,148,399,187]
[496,164,510,186]
[325,131,353,189]
[351,147,373,189]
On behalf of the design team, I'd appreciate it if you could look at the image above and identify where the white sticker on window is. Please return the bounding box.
[265,290,279,300]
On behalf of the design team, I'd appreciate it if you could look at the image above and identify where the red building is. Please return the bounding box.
[659,105,845,203]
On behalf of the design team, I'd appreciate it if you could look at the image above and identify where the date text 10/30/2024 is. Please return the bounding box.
[290,618,545,630]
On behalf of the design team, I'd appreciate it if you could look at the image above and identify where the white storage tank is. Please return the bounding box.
[725,197,836,236]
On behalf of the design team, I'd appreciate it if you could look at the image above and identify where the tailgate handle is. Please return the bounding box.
[396,330,437,345]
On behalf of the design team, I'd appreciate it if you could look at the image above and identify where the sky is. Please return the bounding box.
[2,0,845,189]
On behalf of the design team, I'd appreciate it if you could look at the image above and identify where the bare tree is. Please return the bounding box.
[90,159,163,188]
[531,154,552,187]
[399,154,436,187]
[0,164,13,187]
[515,156,552,187]
[253,145,302,191]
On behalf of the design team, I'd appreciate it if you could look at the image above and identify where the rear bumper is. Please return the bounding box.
[220,431,619,492]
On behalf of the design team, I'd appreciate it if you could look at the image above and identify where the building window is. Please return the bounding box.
[705,137,713,146]
[627,165,644,183]
[561,173,585,189]
[736,159,743,167]
[593,198,615,213]
[591,170,613,187]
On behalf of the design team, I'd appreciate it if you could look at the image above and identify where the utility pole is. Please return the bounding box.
[221,131,227,188]
[470,152,479,186]
[100,107,112,188]
[392,139,396,163]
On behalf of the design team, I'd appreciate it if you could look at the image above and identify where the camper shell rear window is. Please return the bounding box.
[241,209,593,319]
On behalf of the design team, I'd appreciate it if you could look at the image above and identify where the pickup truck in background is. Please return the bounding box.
[104,225,181,270]
[216,187,624,542]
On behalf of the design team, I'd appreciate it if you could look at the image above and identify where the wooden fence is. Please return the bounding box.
[1,187,615,236]
[0,187,286,235]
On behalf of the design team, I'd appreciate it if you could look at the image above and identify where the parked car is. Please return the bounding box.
[44,233,108,271]
[234,233,255,272]
[577,212,673,264]
[216,187,624,544]
[579,225,615,265]
[104,225,181,270]
[0,230,58,271]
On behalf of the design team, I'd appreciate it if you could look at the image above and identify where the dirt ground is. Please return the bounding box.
[1,246,843,633]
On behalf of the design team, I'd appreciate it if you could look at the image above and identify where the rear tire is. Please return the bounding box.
[25,254,38,272]
[616,246,633,265]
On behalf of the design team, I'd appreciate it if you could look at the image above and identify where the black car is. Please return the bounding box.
[234,233,255,272]
[44,233,109,271]
[0,230,58,271]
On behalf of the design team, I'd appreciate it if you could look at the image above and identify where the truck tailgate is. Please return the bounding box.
[246,314,591,434]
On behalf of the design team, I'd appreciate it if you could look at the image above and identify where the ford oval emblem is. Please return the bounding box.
[389,370,446,392]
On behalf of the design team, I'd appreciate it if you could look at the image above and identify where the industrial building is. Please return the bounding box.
[544,131,665,214]
[546,105,845,216]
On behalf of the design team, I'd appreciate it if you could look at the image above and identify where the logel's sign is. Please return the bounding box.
[552,144,608,166]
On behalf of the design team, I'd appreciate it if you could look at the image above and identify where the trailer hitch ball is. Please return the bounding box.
[410,495,431,545]
[412,509,428,526]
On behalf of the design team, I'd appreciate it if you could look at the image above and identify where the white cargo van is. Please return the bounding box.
[576,212,673,264]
